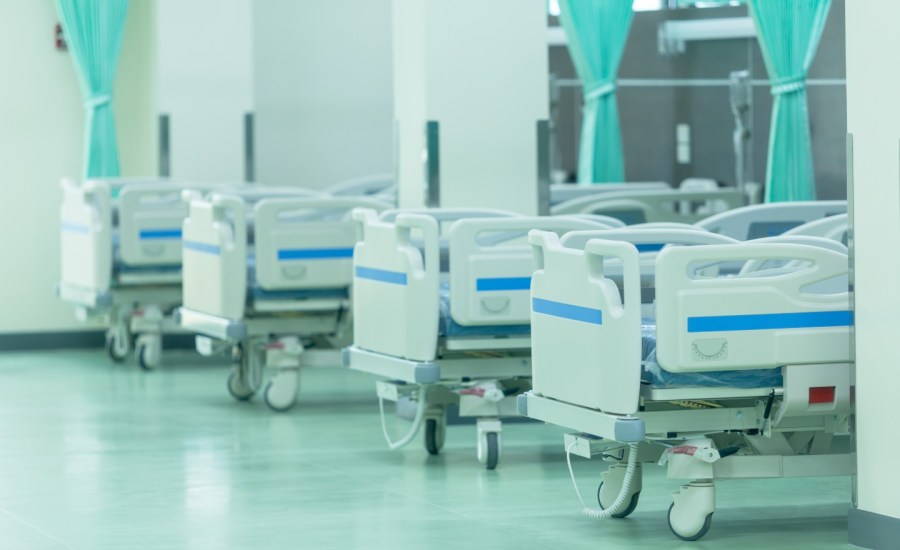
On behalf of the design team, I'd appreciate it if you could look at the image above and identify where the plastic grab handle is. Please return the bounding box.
[396,213,440,280]
[584,239,641,322]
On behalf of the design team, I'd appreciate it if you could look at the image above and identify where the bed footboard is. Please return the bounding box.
[529,231,643,415]
[182,194,248,320]
[59,178,112,292]
[352,209,440,362]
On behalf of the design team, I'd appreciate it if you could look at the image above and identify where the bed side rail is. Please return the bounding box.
[351,209,440,362]
[696,200,847,240]
[447,217,610,327]
[782,213,848,243]
[253,197,391,290]
[655,242,851,373]
[118,184,190,267]
[550,189,744,224]
[549,182,670,206]
[59,178,112,291]
[378,208,519,235]
[324,173,394,197]
[181,194,248,320]
[560,227,736,251]
[529,231,643,415]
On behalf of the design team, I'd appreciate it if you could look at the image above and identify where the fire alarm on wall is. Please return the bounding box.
[55,23,67,51]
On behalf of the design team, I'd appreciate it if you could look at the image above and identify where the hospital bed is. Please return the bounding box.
[519,230,852,541]
[58,177,242,369]
[551,188,745,224]
[345,209,624,469]
[177,189,391,411]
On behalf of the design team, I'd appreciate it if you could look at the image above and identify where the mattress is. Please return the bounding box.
[439,283,530,338]
[640,324,783,388]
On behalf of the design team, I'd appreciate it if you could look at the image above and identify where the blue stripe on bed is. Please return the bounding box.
[687,310,853,333]
[61,222,90,234]
[278,247,354,260]
[355,266,407,286]
[635,243,666,253]
[476,277,531,292]
[139,228,182,240]
[532,298,602,325]
[183,241,221,255]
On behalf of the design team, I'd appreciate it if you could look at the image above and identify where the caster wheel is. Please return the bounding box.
[106,332,129,363]
[137,344,153,371]
[263,379,297,412]
[596,482,640,519]
[482,432,500,471]
[424,418,445,455]
[227,369,255,401]
[135,336,161,371]
[667,503,713,542]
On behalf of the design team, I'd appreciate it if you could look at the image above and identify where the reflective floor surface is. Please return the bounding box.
[0,350,850,549]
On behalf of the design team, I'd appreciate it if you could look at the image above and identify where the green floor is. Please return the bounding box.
[0,350,850,549]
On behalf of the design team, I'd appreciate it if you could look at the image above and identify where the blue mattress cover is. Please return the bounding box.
[247,254,348,301]
[640,324,783,388]
[439,283,530,338]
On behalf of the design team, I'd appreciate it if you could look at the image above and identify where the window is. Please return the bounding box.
[549,0,666,17]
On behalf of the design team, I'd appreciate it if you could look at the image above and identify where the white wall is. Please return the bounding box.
[846,1,900,522]
[155,0,254,183]
[253,0,394,189]
[0,1,156,333]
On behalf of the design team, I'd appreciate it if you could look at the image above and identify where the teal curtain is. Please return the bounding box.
[748,0,832,202]
[559,0,634,184]
[55,0,130,180]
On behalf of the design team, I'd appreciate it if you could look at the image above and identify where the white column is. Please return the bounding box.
[253,0,394,190]
[393,0,550,215]
[155,0,254,182]
[846,1,900,546]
